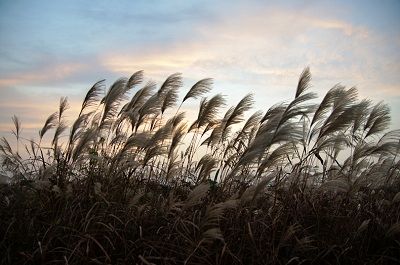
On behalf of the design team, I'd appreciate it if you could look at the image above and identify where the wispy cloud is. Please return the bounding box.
[0,62,89,87]
[99,7,382,94]
[1,1,400,135]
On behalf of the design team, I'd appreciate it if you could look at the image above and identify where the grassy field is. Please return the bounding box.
[1,68,399,264]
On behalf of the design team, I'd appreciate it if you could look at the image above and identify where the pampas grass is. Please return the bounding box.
[0,69,399,264]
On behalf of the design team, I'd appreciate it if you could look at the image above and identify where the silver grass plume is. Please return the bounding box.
[136,92,163,130]
[157,73,182,95]
[225,95,254,138]
[58,97,69,121]
[317,87,358,140]
[278,68,316,127]
[224,94,254,129]
[189,97,208,131]
[203,199,238,227]
[161,88,179,114]
[52,121,68,146]
[352,99,371,137]
[183,78,213,102]
[183,183,209,209]
[39,112,58,140]
[121,81,156,114]
[195,154,218,182]
[364,102,391,139]
[144,123,173,149]
[295,67,311,98]
[197,94,226,128]
[79,79,105,116]
[169,123,187,158]
[211,94,254,146]
[72,127,97,162]
[100,78,129,127]
[170,111,186,128]
[233,111,263,148]
[53,97,69,147]
[258,142,295,174]
[68,112,93,146]
[11,115,22,156]
[127,70,144,90]
[11,115,21,141]
[143,144,165,166]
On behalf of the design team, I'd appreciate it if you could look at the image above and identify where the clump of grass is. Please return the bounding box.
[0,68,399,264]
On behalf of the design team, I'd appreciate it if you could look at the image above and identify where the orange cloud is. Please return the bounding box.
[100,8,371,83]
[0,62,88,88]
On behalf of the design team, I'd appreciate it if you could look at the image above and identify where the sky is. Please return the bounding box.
[0,0,400,141]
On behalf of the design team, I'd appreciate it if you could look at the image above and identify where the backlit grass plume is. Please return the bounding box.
[0,68,399,265]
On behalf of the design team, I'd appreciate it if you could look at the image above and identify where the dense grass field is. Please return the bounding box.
[1,68,399,264]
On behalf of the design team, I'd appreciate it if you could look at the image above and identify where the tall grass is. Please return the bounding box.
[0,68,399,264]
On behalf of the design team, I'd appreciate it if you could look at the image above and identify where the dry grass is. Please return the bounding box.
[0,69,399,264]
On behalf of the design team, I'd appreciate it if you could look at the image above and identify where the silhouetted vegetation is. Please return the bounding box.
[1,68,399,264]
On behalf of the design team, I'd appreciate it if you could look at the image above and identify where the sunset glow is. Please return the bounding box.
[1,0,399,137]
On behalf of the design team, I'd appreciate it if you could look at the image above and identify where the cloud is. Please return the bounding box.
[99,7,378,93]
[0,62,89,88]
[0,87,82,138]
[1,1,400,137]
[97,4,400,133]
